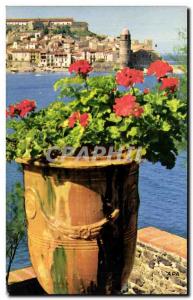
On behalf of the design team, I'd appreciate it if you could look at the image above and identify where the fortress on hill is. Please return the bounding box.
[6,18,160,72]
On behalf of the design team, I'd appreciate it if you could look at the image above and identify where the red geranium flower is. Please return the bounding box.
[16,99,36,117]
[160,77,179,93]
[68,112,80,128]
[68,60,93,76]
[116,68,144,88]
[8,105,16,118]
[79,113,89,127]
[6,99,36,118]
[6,110,9,118]
[68,111,89,128]
[133,106,144,117]
[147,60,173,79]
[143,88,150,94]
[113,94,144,117]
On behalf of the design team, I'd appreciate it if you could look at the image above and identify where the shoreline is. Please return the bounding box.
[6,64,185,75]
[6,69,115,74]
[6,68,68,74]
[6,69,184,75]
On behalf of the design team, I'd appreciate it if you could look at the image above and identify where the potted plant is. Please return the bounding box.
[6,59,186,295]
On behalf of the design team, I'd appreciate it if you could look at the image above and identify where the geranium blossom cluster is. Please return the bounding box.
[68,60,93,76]
[113,94,144,117]
[146,60,179,93]
[68,112,89,128]
[147,60,173,79]
[116,68,144,88]
[6,99,36,118]
[160,77,179,93]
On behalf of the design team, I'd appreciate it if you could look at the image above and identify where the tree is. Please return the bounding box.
[53,25,70,35]
[172,30,187,102]
[6,182,25,285]
[171,29,187,150]
[6,25,12,34]
[43,26,49,35]
[33,21,44,30]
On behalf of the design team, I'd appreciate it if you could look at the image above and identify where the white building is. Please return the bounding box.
[49,18,73,26]
[7,19,28,26]
[39,51,71,68]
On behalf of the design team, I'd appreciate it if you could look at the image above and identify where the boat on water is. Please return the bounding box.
[10,69,18,73]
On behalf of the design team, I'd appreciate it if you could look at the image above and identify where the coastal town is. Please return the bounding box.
[6,17,160,72]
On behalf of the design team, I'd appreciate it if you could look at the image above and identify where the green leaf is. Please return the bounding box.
[56,85,81,100]
[118,118,132,132]
[162,121,171,132]
[80,88,98,105]
[166,99,183,113]
[59,119,69,128]
[22,149,32,158]
[63,125,84,151]
[99,94,109,103]
[143,103,153,115]
[127,127,138,137]
[53,76,84,91]
[107,126,121,139]
[87,75,116,93]
[107,113,122,123]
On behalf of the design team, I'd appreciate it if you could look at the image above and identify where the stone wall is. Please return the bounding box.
[131,50,160,69]
[92,61,117,72]
[126,242,187,295]
[9,61,32,69]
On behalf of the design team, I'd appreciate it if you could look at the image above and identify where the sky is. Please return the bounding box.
[6,6,187,54]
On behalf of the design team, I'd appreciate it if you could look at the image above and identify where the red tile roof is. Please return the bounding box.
[11,49,40,53]
[6,18,74,23]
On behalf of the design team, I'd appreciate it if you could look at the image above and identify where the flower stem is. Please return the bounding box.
[132,86,135,96]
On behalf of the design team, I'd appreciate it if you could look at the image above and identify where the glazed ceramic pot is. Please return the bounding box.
[17,158,140,295]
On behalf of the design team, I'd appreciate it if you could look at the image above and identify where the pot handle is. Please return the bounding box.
[47,208,120,240]
[25,187,120,240]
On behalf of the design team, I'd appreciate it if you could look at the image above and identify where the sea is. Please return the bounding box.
[6,72,187,271]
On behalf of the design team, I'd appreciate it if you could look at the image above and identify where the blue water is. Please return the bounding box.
[6,72,187,271]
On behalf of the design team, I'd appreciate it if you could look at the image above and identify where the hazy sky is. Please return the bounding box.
[6,6,187,53]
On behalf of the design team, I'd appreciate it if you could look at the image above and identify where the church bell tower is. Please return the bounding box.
[119,28,131,68]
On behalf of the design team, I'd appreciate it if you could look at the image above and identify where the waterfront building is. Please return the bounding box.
[51,51,71,68]
[10,49,40,68]
[39,50,72,68]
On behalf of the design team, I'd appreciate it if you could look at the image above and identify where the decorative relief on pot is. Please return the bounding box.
[25,187,37,220]
[43,208,120,240]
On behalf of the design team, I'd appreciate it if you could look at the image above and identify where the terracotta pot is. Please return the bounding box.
[17,158,140,295]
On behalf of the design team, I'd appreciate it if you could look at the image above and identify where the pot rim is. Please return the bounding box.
[15,156,139,169]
